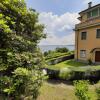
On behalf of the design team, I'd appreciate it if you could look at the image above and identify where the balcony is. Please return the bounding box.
[75,16,100,30]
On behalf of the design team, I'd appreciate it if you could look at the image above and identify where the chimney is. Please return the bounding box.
[88,2,92,8]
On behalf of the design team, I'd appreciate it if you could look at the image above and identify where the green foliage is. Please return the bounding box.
[67,50,74,55]
[88,59,92,65]
[59,68,73,80]
[44,48,71,60]
[96,87,100,100]
[44,51,49,56]
[95,81,100,100]
[55,47,69,53]
[74,80,91,100]
[0,0,45,99]
[46,60,87,71]
[45,52,69,60]
[46,53,68,62]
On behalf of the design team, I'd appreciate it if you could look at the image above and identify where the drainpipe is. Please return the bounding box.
[76,30,79,61]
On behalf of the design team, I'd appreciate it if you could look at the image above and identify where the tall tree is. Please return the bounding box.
[0,0,45,99]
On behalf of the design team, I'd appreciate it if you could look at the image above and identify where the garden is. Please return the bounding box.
[37,80,99,100]
[40,49,100,100]
[0,0,100,100]
[44,50,100,81]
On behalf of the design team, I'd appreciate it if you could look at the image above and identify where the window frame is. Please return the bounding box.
[81,32,87,40]
[96,29,100,38]
[87,7,100,19]
[92,8,99,17]
[80,50,86,58]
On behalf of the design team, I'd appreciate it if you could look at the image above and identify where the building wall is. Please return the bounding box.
[81,13,87,23]
[76,17,100,30]
[75,25,100,62]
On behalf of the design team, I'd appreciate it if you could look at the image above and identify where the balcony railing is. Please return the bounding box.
[75,16,100,30]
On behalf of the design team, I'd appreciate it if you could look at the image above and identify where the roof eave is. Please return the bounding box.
[79,4,100,15]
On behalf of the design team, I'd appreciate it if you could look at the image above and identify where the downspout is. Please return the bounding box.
[77,30,79,61]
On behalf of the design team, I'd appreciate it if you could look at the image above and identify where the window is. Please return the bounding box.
[81,32,87,40]
[87,8,100,19]
[99,8,100,16]
[92,8,98,17]
[80,50,86,58]
[96,29,100,38]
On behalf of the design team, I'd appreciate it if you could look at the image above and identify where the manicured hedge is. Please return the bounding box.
[47,54,74,65]
[42,68,100,81]
[72,70,100,81]
[45,52,68,60]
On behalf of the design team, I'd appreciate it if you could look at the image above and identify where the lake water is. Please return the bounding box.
[39,45,75,52]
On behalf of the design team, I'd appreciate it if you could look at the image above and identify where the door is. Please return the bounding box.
[95,51,100,62]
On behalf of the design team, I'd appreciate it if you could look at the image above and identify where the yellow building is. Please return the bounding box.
[75,2,100,63]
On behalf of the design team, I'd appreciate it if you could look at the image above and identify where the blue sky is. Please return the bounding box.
[26,0,99,14]
[26,0,84,15]
[26,0,100,45]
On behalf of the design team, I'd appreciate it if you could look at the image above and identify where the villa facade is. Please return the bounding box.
[75,2,100,63]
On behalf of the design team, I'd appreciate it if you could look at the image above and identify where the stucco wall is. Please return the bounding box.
[75,25,100,62]
[81,14,87,23]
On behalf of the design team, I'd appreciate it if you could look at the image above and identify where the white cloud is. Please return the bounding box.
[39,33,75,45]
[61,33,75,45]
[83,0,93,4]
[39,12,79,33]
[39,12,79,45]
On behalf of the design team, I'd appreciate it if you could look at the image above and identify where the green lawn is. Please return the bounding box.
[37,80,97,100]
[37,81,77,100]
[71,65,100,72]
[46,60,88,70]
[40,60,100,100]
[46,60,100,72]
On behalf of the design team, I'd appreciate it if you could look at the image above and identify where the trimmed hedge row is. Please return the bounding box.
[43,68,100,81]
[72,70,100,81]
[47,54,74,65]
[45,52,68,60]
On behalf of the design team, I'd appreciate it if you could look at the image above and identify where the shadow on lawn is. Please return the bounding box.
[47,78,99,86]
[47,79,73,86]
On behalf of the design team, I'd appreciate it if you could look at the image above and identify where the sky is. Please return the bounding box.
[26,0,100,45]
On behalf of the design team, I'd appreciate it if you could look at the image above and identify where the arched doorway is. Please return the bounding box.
[95,51,100,62]
[90,48,100,63]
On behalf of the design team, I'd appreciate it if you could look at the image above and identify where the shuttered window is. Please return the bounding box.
[80,50,86,58]
[96,29,100,38]
[87,8,100,18]
[92,8,98,17]
[81,32,87,40]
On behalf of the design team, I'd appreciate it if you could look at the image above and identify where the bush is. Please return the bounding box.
[55,47,69,53]
[44,51,49,56]
[96,87,100,100]
[74,80,91,100]
[0,0,45,99]
[59,68,73,80]
[95,81,100,100]
[88,59,92,65]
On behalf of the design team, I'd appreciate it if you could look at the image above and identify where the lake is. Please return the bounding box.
[39,45,75,52]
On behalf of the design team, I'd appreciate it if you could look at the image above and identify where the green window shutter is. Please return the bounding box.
[92,8,98,17]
